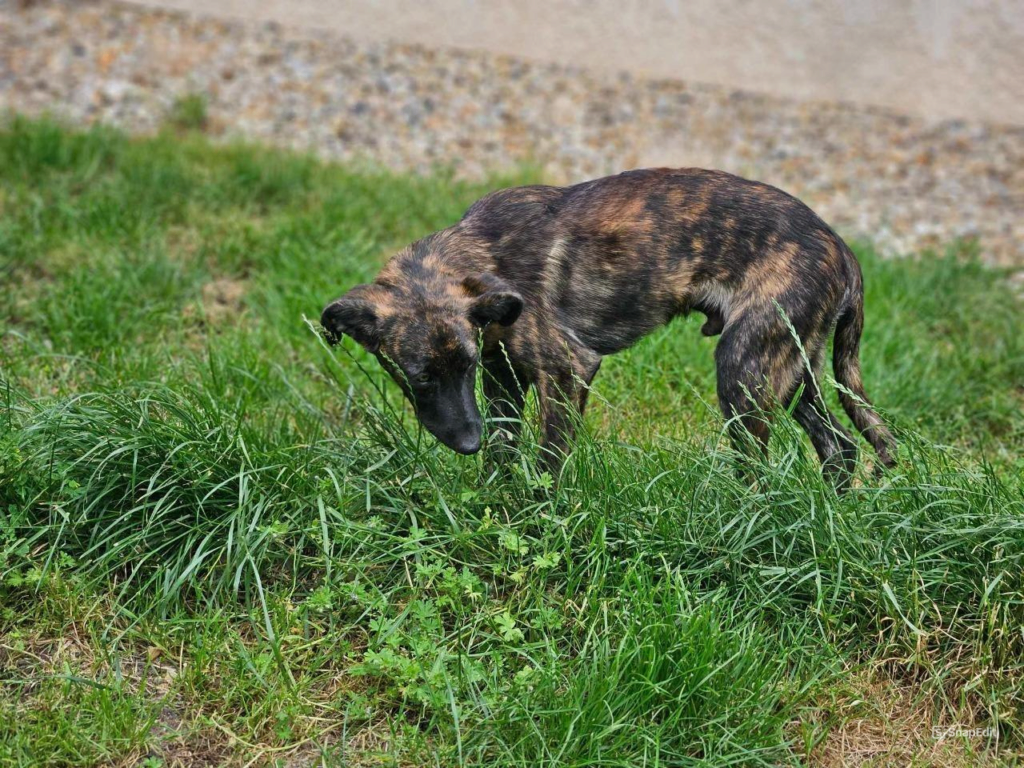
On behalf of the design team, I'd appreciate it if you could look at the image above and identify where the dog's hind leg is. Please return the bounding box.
[714,326,776,464]
[720,312,858,492]
[714,314,804,479]
[789,364,859,492]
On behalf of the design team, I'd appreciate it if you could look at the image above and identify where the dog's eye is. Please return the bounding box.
[411,372,433,386]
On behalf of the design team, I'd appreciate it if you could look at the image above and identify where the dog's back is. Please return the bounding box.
[463,168,857,356]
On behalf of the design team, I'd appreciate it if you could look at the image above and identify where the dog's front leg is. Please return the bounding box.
[536,354,599,477]
[536,368,576,478]
[481,351,528,465]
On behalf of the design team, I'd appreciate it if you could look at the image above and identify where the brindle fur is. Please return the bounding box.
[321,168,896,490]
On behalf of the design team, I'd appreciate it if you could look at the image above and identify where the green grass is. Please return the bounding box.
[1,115,1022,766]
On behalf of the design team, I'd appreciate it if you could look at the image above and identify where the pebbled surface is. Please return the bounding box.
[2,0,1023,265]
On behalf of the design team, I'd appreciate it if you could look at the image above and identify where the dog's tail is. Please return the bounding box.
[832,269,897,469]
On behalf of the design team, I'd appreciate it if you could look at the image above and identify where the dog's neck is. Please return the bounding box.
[377,226,493,290]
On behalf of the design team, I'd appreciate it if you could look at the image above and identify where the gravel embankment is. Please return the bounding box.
[2,0,1023,265]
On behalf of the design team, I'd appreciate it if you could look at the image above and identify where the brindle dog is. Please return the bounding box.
[321,168,896,490]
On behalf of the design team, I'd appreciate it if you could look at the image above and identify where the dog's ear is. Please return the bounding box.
[464,274,524,328]
[321,284,391,352]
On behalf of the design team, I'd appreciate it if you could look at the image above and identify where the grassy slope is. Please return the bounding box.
[1,117,1022,766]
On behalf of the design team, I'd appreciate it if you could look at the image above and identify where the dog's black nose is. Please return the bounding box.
[320,303,343,345]
[452,432,481,455]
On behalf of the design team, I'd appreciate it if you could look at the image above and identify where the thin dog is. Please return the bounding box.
[321,168,896,490]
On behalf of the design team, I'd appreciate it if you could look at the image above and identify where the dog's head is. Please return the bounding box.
[321,272,523,455]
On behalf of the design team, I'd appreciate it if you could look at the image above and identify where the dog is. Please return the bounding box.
[321,168,896,490]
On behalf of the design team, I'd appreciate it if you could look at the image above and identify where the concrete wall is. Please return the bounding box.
[127,0,1024,125]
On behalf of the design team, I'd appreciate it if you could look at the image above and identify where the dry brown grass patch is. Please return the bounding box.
[800,667,1006,767]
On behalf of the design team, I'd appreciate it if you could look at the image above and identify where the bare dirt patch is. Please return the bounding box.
[183,277,247,328]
